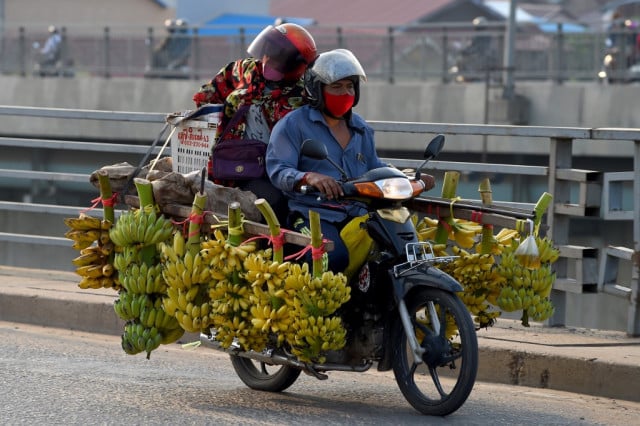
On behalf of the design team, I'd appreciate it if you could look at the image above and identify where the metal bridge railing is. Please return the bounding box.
[0,106,637,335]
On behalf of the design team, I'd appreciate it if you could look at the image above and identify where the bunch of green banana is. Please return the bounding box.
[288,315,347,364]
[114,292,153,322]
[109,207,173,248]
[140,296,181,331]
[119,262,166,295]
[120,321,163,359]
[286,269,351,318]
[495,239,557,326]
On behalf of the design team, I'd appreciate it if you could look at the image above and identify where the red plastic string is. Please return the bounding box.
[285,245,310,261]
[471,210,483,223]
[102,193,118,207]
[438,218,452,232]
[81,192,119,214]
[271,230,286,251]
[311,242,326,260]
[81,196,102,213]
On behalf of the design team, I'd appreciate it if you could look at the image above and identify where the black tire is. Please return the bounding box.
[230,354,301,392]
[392,287,478,416]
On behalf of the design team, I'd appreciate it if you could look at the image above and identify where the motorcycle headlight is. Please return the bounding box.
[353,177,415,200]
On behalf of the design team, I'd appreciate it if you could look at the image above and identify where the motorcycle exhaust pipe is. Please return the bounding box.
[200,332,373,378]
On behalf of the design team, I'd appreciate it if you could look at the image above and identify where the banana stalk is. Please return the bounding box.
[434,171,459,244]
[134,178,157,265]
[309,210,324,278]
[254,198,284,263]
[186,190,207,256]
[97,170,115,224]
[478,178,496,254]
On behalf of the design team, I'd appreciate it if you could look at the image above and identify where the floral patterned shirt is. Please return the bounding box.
[193,57,307,141]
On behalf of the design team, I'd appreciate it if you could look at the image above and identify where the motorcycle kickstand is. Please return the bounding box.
[303,364,329,380]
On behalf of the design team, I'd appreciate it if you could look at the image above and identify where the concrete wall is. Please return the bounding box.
[1,75,638,158]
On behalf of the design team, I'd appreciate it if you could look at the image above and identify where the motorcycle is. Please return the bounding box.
[200,134,478,416]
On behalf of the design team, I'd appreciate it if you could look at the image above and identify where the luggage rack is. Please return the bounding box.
[393,241,458,277]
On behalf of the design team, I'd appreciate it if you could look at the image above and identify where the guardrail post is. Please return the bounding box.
[546,136,573,326]
[387,26,394,84]
[632,139,640,335]
[441,27,449,84]
[19,26,26,77]
[103,27,111,78]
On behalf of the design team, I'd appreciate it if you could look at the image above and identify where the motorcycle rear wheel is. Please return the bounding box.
[392,287,478,416]
[230,355,301,392]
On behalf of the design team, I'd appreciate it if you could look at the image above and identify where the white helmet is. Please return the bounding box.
[304,48,366,109]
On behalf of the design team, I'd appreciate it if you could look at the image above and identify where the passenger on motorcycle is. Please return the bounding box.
[267,48,435,272]
[193,23,317,224]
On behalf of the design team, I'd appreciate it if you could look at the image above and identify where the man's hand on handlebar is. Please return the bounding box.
[421,174,436,191]
[303,172,344,199]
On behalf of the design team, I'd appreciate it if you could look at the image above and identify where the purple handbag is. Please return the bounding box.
[211,105,267,181]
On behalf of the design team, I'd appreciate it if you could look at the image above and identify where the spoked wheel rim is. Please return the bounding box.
[393,288,478,416]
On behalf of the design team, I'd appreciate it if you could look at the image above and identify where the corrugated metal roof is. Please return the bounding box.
[270,0,451,26]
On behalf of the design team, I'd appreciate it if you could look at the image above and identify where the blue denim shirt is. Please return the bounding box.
[266,105,387,223]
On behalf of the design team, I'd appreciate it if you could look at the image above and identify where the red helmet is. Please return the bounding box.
[247,23,317,81]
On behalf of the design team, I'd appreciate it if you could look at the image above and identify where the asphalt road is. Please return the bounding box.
[2,321,640,425]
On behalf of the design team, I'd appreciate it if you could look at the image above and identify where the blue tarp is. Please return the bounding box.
[197,13,315,36]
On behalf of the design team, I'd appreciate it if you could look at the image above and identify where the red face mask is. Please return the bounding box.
[323,92,355,117]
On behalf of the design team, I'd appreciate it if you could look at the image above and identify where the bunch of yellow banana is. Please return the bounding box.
[108,207,174,248]
[201,228,258,273]
[121,321,163,359]
[288,315,347,364]
[64,213,112,250]
[159,231,211,291]
[494,227,520,247]
[537,236,561,264]
[451,219,482,249]
[436,245,504,328]
[244,254,291,295]
[118,262,166,295]
[72,244,118,290]
[212,314,269,351]
[250,303,292,344]
[65,213,119,290]
[415,215,439,241]
[162,284,210,332]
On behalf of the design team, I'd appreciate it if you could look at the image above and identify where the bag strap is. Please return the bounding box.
[218,104,251,140]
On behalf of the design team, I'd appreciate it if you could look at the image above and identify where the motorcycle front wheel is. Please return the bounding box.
[230,355,301,392]
[392,287,478,416]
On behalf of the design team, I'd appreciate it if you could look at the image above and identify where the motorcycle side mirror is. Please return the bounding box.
[300,139,348,181]
[300,139,328,160]
[424,134,445,159]
[415,134,445,181]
